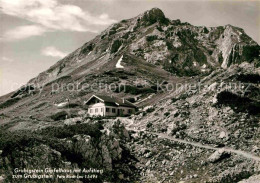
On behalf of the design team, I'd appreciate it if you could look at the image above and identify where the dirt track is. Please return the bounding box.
[120,118,260,162]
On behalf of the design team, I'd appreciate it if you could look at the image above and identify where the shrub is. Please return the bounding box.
[178,93,188,100]
[119,75,128,79]
[121,19,127,23]
[101,34,106,39]
[0,123,103,156]
[166,41,173,50]
[146,107,155,113]
[146,35,158,42]
[236,73,260,84]
[242,45,260,62]
[81,43,95,54]
[0,98,20,109]
[108,30,116,36]
[0,129,41,156]
[151,85,159,91]
[67,103,80,108]
[45,76,72,87]
[146,122,153,128]
[50,111,69,121]
[11,85,35,98]
[156,26,163,32]
[216,91,260,115]
[171,98,178,103]
[164,112,170,117]
[115,85,156,95]
[110,39,122,53]
[39,123,103,139]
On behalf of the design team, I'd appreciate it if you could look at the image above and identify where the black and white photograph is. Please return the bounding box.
[0,0,260,182]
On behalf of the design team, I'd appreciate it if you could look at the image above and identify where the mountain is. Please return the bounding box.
[1,8,259,126]
[27,8,259,87]
[0,8,260,183]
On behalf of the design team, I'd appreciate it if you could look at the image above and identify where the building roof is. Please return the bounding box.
[85,94,137,108]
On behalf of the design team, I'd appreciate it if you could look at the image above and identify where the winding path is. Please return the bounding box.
[120,117,260,162]
[152,132,260,162]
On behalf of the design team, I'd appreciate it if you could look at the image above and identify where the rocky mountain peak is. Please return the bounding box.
[18,8,260,88]
[138,7,168,25]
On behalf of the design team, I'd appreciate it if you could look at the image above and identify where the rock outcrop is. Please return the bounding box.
[0,121,137,182]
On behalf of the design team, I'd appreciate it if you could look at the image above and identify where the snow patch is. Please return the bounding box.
[116,55,124,68]
[55,102,68,108]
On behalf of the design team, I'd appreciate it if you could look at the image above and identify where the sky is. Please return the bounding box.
[0,0,259,96]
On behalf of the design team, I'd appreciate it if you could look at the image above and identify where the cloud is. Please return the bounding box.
[1,25,47,41]
[1,0,116,40]
[41,46,67,58]
[2,57,14,62]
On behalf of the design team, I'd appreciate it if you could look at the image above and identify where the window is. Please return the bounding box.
[101,108,103,112]
[90,109,93,113]
[106,108,110,112]
[112,108,116,113]
[95,108,98,113]
[128,109,132,114]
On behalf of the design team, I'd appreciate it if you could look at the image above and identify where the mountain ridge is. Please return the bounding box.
[25,7,259,88]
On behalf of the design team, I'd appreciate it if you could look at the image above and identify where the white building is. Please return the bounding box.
[85,95,137,117]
